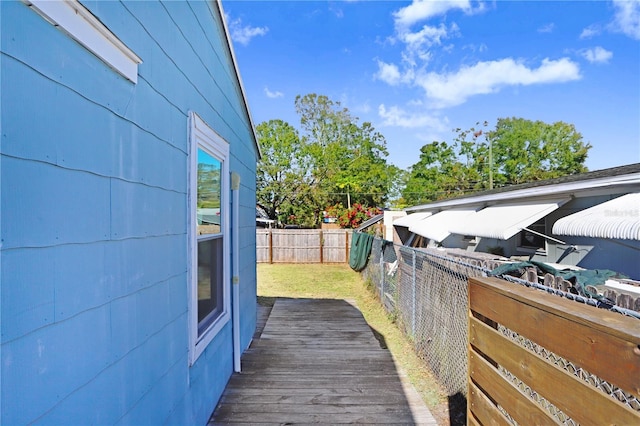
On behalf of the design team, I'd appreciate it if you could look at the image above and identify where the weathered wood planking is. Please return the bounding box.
[210,298,437,425]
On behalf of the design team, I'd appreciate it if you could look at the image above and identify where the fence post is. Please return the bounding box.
[319,230,324,264]
[269,230,273,264]
[380,242,384,302]
[345,231,349,264]
[412,250,416,337]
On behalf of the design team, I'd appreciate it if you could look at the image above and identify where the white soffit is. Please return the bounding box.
[409,209,478,243]
[27,0,142,83]
[393,212,433,228]
[450,199,569,240]
[552,193,640,240]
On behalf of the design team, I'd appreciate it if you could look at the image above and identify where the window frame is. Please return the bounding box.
[517,217,547,253]
[188,112,230,365]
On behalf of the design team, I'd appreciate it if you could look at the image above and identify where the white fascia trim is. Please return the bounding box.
[26,0,142,83]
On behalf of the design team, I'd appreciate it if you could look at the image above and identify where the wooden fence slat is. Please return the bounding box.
[467,412,482,426]
[468,351,556,425]
[467,381,512,426]
[256,230,352,263]
[469,315,640,425]
[469,277,640,398]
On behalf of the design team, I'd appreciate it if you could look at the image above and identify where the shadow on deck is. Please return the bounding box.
[209,298,437,425]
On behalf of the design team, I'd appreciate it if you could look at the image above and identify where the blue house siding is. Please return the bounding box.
[1,1,258,424]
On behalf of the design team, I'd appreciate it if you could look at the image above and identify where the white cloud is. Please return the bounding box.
[394,21,460,67]
[414,57,581,108]
[580,25,600,39]
[264,87,283,98]
[378,2,581,112]
[227,17,268,46]
[580,46,613,64]
[538,23,555,33]
[375,61,401,85]
[402,23,450,46]
[393,0,473,29]
[378,104,448,130]
[462,43,488,53]
[612,0,640,40]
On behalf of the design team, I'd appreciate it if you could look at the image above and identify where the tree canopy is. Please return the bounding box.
[255,119,305,221]
[256,94,396,227]
[401,118,592,206]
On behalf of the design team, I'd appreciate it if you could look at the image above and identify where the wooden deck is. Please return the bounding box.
[209,298,437,425]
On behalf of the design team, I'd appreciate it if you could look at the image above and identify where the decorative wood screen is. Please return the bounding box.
[468,277,640,425]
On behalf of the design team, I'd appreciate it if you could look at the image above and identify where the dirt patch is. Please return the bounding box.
[431,393,467,425]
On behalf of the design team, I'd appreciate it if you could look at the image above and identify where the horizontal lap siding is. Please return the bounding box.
[1,1,257,425]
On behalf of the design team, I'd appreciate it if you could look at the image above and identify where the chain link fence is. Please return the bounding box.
[361,238,487,396]
[361,236,640,417]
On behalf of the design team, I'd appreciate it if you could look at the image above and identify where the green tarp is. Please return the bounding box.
[489,260,626,299]
[349,232,374,272]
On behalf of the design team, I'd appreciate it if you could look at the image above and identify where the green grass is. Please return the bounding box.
[257,263,447,411]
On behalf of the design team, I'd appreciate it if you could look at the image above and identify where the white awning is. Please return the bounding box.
[552,193,640,240]
[393,212,432,227]
[449,198,569,240]
[409,209,478,242]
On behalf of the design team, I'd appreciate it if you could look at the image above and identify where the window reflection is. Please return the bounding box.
[197,237,223,336]
[197,148,222,235]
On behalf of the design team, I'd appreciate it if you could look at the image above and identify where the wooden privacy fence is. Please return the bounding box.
[468,276,640,425]
[257,229,352,263]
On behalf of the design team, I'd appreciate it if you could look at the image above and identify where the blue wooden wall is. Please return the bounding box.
[0,0,258,424]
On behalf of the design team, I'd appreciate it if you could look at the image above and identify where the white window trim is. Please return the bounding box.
[25,0,142,83]
[188,112,231,365]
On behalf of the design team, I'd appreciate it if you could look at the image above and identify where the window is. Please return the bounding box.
[518,218,546,251]
[189,112,230,363]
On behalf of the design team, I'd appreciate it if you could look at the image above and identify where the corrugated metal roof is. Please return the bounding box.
[449,198,569,240]
[409,209,478,242]
[393,212,432,227]
[552,193,640,240]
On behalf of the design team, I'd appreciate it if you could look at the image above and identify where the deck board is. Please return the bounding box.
[209,298,437,425]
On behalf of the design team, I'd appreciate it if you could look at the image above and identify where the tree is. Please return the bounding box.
[255,95,396,227]
[486,118,591,185]
[255,120,306,221]
[401,118,591,206]
[293,94,394,226]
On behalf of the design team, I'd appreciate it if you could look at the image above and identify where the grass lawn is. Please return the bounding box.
[257,263,450,422]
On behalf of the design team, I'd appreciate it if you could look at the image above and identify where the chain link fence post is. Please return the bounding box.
[380,244,384,302]
[411,250,416,338]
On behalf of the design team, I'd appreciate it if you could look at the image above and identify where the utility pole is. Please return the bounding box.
[489,138,493,190]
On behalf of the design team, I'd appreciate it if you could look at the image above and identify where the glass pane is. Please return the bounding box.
[197,148,222,235]
[197,236,224,336]
[520,219,546,249]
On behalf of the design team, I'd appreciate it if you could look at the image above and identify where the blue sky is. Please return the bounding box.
[222,0,640,172]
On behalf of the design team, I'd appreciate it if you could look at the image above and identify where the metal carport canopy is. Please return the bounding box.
[552,193,640,240]
[409,208,478,243]
[393,211,432,227]
[449,198,570,240]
